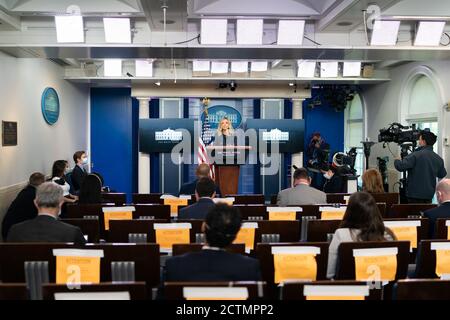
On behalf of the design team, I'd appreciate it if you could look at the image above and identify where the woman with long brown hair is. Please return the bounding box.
[362,168,385,193]
[326,192,396,279]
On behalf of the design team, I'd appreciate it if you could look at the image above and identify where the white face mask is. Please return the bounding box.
[323,173,333,180]
[64,168,71,175]
[82,157,88,165]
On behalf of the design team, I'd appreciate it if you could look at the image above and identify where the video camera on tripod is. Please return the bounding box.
[378,122,425,203]
[378,123,421,148]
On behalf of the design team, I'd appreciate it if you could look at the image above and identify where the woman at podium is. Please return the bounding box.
[214,117,235,145]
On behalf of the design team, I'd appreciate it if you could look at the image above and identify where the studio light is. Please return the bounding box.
[55,15,84,43]
[103,18,132,43]
[211,61,229,74]
[135,60,153,77]
[370,20,400,46]
[104,59,122,77]
[277,20,305,45]
[414,21,446,46]
[343,62,362,77]
[201,19,228,45]
[320,61,339,78]
[297,60,316,78]
[231,61,249,74]
[192,60,210,76]
[236,19,263,45]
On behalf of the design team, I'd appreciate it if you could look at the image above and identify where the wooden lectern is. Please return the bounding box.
[206,145,252,195]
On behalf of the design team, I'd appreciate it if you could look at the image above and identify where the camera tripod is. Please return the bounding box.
[398,142,416,204]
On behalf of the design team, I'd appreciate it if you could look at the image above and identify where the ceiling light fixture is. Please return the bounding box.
[201,19,228,45]
[414,21,446,46]
[236,19,263,45]
[277,20,305,45]
[370,20,401,46]
[103,18,132,43]
[55,15,84,43]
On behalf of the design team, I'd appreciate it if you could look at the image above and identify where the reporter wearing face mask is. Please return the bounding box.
[71,150,89,194]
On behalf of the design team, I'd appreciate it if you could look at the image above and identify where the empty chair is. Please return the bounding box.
[101,193,127,206]
[42,282,148,300]
[234,205,267,220]
[334,241,410,280]
[281,280,382,300]
[254,220,301,243]
[326,193,351,204]
[415,239,450,278]
[0,284,29,300]
[108,219,169,243]
[163,281,267,300]
[134,204,171,220]
[434,218,450,239]
[306,220,341,242]
[226,194,265,205]
[60,218,100,243]
[394,279,450,300]
[255,242,329,299]
[132,193,163,204]
[388,204,436,219]
[172,243,246,256]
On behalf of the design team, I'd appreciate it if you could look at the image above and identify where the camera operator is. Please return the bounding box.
[323,152,354,193]
[394,130,447,203]
[306,132,330,189]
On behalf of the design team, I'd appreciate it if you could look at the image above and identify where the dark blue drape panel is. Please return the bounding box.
[253,99,261,194]
[302,89,345,166]
[150,99,160,193]
[90,88,138,202]
[183,98,190,185]
[284,99,293,119]
[283,99,293,189]
[131,98,139,196]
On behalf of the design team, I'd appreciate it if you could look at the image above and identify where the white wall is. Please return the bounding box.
[0,53,89,225]
[362,61,450,191]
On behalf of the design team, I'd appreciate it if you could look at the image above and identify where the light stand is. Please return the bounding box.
[361,140,376,170]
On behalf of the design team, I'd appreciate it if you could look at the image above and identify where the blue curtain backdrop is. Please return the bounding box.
[303,89,345,166]
[90,88,138,202]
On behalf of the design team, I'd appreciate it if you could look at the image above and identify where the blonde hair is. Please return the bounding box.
[362,168,385,193]
[216,117,234,136]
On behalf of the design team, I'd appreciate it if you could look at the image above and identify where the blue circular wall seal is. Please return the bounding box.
[41,87,60,125]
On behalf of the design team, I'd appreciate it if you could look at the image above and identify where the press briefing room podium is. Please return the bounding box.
[206,145,252,195]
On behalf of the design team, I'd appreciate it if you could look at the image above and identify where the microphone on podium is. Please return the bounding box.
[292,165,299,170]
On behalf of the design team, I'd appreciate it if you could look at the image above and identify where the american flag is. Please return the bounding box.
[198,105,215,179]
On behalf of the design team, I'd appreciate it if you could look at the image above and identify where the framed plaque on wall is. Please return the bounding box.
[2,121,17,146]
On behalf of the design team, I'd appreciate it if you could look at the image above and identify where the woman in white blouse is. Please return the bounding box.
[326,192,396,279]
[50,160,77,203]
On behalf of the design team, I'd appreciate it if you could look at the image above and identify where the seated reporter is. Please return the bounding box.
[178,163,220,196]
[7,182,86,245]
[326,192,396,279]
[165,204,262,281]
[178,177,216,220]
[362,168,385,194]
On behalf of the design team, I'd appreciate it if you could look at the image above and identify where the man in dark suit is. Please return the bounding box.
[178,177,216,220]
[424,179,450,238]
[179,163,220,196]
[7,182,86,245]
[71,150,89,194]
[165,204,261,281]
[2,172,46,240]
